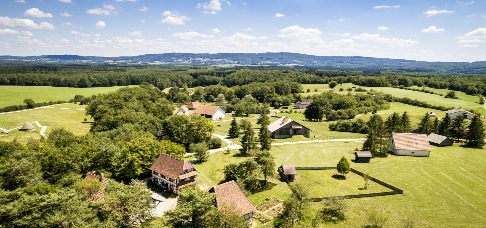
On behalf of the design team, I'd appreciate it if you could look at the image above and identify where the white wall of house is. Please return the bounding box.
[391,149,430,157]
[211,108,226,120]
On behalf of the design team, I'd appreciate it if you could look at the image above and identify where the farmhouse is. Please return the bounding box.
[390,133,431,157]
[445,108,475,120]
[187,101,201,110]
[194,105,225,120]
[150,154,198,194]
[210,181,256,225]
[175,106,190,116]
[295,99,313,109]
[354,151,373,163]
[267,116,310,139]
[19,122,36,132]
[427,133,454,146]
[280,164,297,182]
[84,171,109,201]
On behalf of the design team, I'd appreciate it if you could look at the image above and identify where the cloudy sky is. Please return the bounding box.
[1,0,485,62]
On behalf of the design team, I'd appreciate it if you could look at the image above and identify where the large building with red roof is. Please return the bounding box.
[150,154,198,194]
[211,181,256,224]
[390,133,431,157]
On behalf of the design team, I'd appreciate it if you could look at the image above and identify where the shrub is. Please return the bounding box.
[207,137,222,149]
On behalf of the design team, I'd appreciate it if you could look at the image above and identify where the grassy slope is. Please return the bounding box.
[0,85,137,107]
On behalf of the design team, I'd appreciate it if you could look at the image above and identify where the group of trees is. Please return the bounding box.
[304,91,390,121]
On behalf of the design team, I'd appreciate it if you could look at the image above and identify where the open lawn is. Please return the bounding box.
[0,103,91,143]
[0,85,137,108]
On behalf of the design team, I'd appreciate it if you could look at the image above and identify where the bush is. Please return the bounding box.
[207,137,222,149]
[189,142,209,163]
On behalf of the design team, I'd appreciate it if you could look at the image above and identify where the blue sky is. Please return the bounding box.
[0,0,485,62]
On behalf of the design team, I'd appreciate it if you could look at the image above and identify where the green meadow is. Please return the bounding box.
[0,85,137,107]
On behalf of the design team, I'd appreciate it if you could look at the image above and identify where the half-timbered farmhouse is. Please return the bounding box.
[150,154,198,194]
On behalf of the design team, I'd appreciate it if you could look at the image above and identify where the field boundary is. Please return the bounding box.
[294,166,403,201]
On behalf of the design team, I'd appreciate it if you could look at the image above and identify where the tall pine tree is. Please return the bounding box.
[438,114,452,137]
[466,114,485,148]
[239,119,256,155]
[258,107,272,151]
[363,114,388,157]
[418,113,433,135]
[228,118,239,139]
[400,112,411,133]
[452,114,466,141]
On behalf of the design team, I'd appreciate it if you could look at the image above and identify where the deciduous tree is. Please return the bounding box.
[239,120,256,155]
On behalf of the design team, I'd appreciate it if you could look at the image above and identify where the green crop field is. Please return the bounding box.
[0,103,91,143]
[0,85,137,108]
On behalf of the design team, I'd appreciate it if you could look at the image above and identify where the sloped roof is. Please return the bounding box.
[178,106,189,112]
[187,101,201,109]
[213,181,256,216]
[296,99,313,105]
[84,171,109,201]
[267,116,309,133]
[427,133,451,144]
[282,164,297,175]
[354,151,373,158]
[150,154,195,180]
[20,122,35,130]
[445,108,474,116]
[392,133,431,151]
[194,105,221,116]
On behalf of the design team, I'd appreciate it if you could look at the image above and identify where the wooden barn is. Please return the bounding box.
[354,151,373,163]
[211,181,256,225]
[390,133,431,157]
[427,133,453,146]
[280,164,297,182]
[267,116,310,139]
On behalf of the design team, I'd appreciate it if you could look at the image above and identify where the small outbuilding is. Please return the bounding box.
[354,151,373,163]
[427,112,436,117]
[390,133,431,157]
[176,106,190,116]
[267,116,310,139]
[427,133,453,147]
[187,101,201,110]
[445,108,475,120]
[280,164,297,182]
[19,122,36,132]
[295,99,313,109]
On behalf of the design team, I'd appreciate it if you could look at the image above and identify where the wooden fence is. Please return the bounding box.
[294,166,403,201]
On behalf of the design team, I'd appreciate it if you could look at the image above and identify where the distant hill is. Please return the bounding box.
[1,53,485,74]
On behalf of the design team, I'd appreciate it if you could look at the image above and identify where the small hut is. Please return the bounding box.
[427,133,453,146]
[280,164,297,182]
[354,151,373,163]
[19,122,36,132]
[176,106,190,115]
[427,112,436,117]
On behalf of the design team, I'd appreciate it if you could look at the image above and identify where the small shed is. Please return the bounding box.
[280,164,297,182]
[354,151,373,163]
[19,122,36,132]
[427,133,453,146]
[427,112,436,117]
[176,106,190,115]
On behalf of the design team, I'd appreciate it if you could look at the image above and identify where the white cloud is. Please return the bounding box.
[96,21,106,28]
[0,29,33,36]
[352,33,419,48]
[15,0,25,3]
[457,28,486,43]
[424,10,455,17]
[24,8,53,18]
[459,44,477,47]
[87,5,117,15]
[140,20,146,23]
[129,31,143,37]
[422,26,445,33]
[278,25,322,38]
[212,28,220,33]
[161,11,190,25]
[60,12,73,17]
[338,18,346,22]
[275,13,285,18]
[0,16,55,29]
[139,6,149,12]
[340,33,350,37]
[457,1,474,5]
[58,0,71,3]
[244,28,253,31]
[378,26,388,31]
[61,22,73,27]
[198,0,225,14]
[172,31,214,40]
[330,39,355,45]
[373,5,400,9]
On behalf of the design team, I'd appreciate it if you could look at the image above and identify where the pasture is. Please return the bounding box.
[0,103,91,143]
[0,85,137,108]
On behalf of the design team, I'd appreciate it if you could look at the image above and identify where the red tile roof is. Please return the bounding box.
[194,105,220,116]
[84,172,109,201]
[187,101,201,109]
[150,154,195,180]
[392,133,431,151]
[213,181,256,216]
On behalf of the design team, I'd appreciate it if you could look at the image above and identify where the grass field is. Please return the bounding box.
[0,85,137,107]
[0,103,91,143]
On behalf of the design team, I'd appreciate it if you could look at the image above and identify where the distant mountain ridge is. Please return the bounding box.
[1,52,485,74]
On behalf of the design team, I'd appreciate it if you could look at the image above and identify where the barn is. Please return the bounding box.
[445,108,475,120]
[194,105,225,121]
[267,116,310,139]
[354,151,373,163]
[390,133,431,157]
[280,164,297,182]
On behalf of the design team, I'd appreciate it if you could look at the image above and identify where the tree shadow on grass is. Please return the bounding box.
[332,174,346,180]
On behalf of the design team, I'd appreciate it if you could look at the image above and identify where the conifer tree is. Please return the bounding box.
[255,150,276,184]
[438,114,452,137]
[228,118,239,139]
[452,114,466,141]
[466,114,485,148]
[258,106,272,151]
[418,113,433,135]
[400,112,411,133]
[239,120,256,155]
[363,114,388,157]
[433,117,439,134]
[337,157,350,178]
